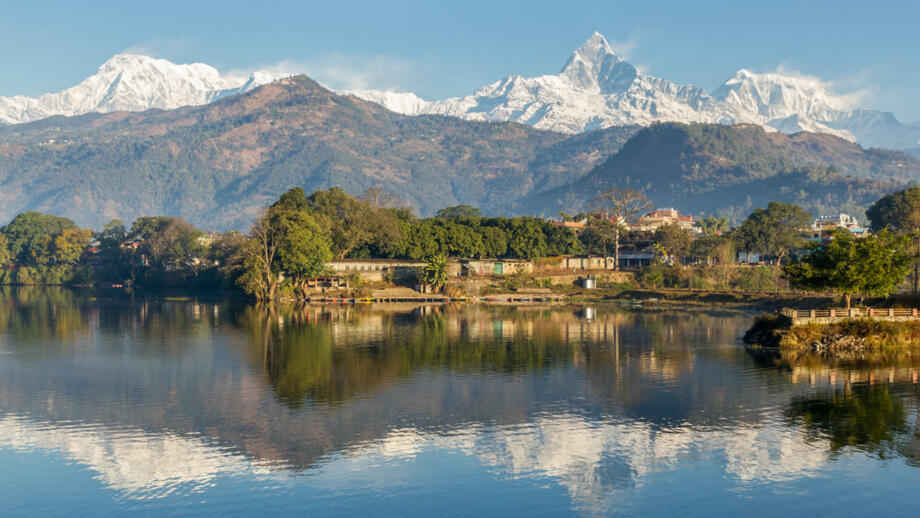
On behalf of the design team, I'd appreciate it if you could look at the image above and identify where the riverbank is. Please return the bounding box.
[744,313,920,354]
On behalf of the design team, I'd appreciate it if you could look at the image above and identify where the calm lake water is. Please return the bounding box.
[1,288,919,516]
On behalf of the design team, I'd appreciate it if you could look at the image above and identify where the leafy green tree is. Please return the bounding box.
[52,228,93,265]
[2,212,77,266]
[867,187,920,233]
[738,202,811,264]
[784,228,910,308]
[435,205,483,219]
[653,222,692,263]
[698,216,729,235]
[867,187,920,293]
[593,187,651,270]
[690,235,736,265]
[579,212,619,256]
[274,208,332,292]
[130,217,204,271]
[0,233,10,267]
[307,187,402,258]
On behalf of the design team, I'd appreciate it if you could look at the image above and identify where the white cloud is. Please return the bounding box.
[767,63,873,109]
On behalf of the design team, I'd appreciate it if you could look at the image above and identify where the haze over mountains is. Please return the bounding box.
[3,33,918,150]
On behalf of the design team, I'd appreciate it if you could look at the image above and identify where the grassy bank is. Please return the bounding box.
[744,314,920,353]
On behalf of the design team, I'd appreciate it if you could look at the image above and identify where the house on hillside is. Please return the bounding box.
[808,213,869,242]
[632,208,700,233]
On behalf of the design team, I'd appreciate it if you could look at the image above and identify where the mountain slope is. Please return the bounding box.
[522,123,915,220]
[0,76,637,229]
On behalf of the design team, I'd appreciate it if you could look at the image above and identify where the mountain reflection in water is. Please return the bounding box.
[0,287,919,516]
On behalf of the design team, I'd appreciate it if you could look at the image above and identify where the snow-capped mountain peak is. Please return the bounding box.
[0,54,285,124]
[713,68,850,121]
[2,35,918,150]
[558,32,638,94]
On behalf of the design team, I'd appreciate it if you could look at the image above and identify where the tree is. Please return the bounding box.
[593,188,651,270]
[653,222,692,263]
[424,254,449,293]
[238,209,283,300]
[0,233,10,267]
[698,216,729,236]
[237,188,335,300]
[2,212,77,266]
[690,235,736,265]
[867,187,920,233]
[53,228,93,265]
[738,202,811,264]
[784,228,910,308]
[867,187,920,293]
[360,186,403,208]
[435,205,483,219]
[307,187,402,258]
[579,211,620,256]
[274,208,332,295]
[131,217,204,271]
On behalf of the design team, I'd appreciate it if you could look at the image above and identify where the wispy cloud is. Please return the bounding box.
[232,53,418,92]
[762,63,873,109]
[121,38,191,59]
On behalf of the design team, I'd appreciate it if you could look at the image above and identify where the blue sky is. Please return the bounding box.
[2,0,919,120]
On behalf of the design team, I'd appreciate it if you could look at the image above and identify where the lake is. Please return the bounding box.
[0,287,918,517]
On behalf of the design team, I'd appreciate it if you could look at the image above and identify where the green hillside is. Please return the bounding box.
[524,123,916,220]
[0,76,636,229]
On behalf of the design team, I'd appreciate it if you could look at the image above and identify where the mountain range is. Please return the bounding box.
[352,33,920,150]
[2,33,919,151]
[0,74,914,230]
[0,54,284,125]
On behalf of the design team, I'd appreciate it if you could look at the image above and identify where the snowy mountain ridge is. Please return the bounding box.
[0,54,287,124]
[2,34,919,150]
[349,32,920,149]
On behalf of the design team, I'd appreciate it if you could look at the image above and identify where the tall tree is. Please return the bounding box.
[273,208,332,296]
[653,222,692,263]
[360,186,403,209]
[53,228,93,265]
[867,187,920,293]
[738,202,811,264]
[698,216,729,236]
[0,233,10,267]
[307,187,402,258]
[579,211,619,256]
[784,228,911,308]
[593,188,651,270]
[2,212,77,266]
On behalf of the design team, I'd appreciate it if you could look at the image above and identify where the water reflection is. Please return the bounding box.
[1,289,919,515]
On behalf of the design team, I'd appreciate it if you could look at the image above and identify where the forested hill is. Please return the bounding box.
[523,123,919,221]
[1,75,918,230]
[0,75,636,230]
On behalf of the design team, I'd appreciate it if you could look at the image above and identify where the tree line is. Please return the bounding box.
[4,184,920,304]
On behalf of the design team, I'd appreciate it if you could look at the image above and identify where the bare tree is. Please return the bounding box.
[593,187,651,270]
[240,208,282,300]
[361,186,403,208]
